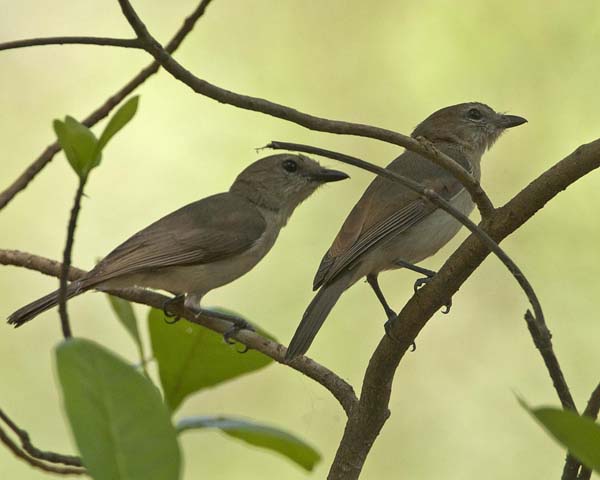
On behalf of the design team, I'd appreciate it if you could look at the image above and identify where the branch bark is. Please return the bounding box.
[0,409,82,468]
[0,36,142,51]
[327,139,600,479]
[0,249,358,416]
[0,0,214,210]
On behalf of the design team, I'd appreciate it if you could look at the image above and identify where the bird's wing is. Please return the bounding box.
[84,193,266,286]
[313,151,466,289]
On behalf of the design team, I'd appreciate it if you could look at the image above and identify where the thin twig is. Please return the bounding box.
[0,249,358,415]
[58,178,87,338]
[267,141,549,356]
[0,409,82,467]
[0,425,85,475]
[0,36,142,51]
[116,0,494,218]
[0,0,214,210]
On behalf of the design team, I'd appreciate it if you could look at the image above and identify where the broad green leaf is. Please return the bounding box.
[520,398,600,473]
[97,96,139,152]
[177,416,321,472]
[55,338,181,480]
[53,117,100,179]
[106,295,146,370]
[148,307,274,411]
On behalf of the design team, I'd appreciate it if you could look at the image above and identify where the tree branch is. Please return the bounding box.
[0,408,83,468]
[0,0,214,211]
[115,0,494,218]
[327,139,600,479]
[0,36,142,51]
[57,178,87,339]
[0,249,358,416]
[0,426,85,475]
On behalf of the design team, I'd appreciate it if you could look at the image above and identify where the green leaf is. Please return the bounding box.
[520,398,600,473]
[54,117,101,179]
[176,416,321,472]
[148,307,274,412]
[55,338,181,480]
[106,295,146,371]
[97,96,139,152]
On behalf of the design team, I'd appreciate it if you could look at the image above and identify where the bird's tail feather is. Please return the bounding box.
[285,276,350,361]
[8,282,83,328]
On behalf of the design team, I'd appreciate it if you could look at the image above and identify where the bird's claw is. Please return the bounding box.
[413,276,452,314]
[384,319,417,352]
[162,296,185,324]
[223,319,255,352]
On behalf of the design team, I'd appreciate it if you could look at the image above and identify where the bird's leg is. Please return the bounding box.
[367,274,416,351]
[183,295,255,351]
[396,259,452,314]
[162,293,185,324]
[366,274,396,321]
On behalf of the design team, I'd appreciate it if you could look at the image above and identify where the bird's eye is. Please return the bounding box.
[282,159,298,172]
[467,108,483,120]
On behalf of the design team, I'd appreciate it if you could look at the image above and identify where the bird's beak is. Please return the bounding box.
[309,168,350,183]
[497,114,528,129]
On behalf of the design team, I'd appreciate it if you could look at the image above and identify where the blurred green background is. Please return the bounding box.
[1,0,599,478]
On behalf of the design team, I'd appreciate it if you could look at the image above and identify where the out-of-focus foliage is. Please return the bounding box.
[148,308,273,411]
[1,1,600,479]
[521,399,600,474]
[55,338,181,480]
[177,415,321,471]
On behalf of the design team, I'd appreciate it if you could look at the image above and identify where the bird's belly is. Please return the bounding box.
[360,189,475,275]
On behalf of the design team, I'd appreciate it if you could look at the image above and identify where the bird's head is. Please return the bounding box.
[412,102,527,153]
[230,154,349,218]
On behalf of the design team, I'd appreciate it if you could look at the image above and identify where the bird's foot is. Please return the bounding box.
[162,294,185,324]
[196,308,256,353]
[413,277,452,314]
[223,318,255,353]
[383,314,416,352]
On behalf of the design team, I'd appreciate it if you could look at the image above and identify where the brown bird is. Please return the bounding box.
[8,154,348,335]
[286,102,527,360]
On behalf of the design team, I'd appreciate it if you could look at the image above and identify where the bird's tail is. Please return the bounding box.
[285,276,351,361]
[7,282,83,328]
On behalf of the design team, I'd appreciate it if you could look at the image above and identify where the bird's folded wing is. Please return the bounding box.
[314,175,465,288]
[83,193,267,286]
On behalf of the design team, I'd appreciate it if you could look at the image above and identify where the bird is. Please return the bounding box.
[285,102,527,360]
[8,153,349,336]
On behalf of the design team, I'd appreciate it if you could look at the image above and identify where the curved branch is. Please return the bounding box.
[0,409,82,468]
[0,249,358,416]
[327,138,600,479]
[116,0,494,217]
[0,0,214,210]
[0,36,142,51]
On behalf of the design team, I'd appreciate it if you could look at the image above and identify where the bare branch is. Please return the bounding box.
[327,139,600,479]
[116,0,494,217]
[0,0,214,210]
[58,178,88,339]
[0,249,358,416]
[0,36,142,51]
[0,409,82,468]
